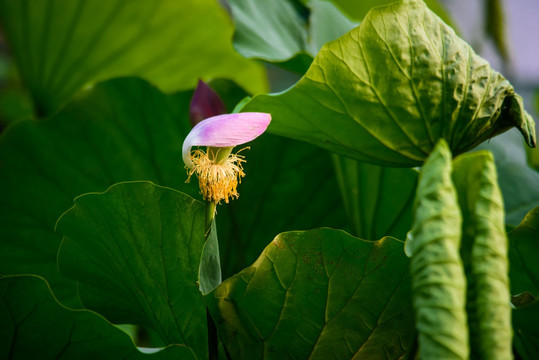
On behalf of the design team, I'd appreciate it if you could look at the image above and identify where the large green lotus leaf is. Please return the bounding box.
[452,151,512,360]
[406,140,468,359]
[332,154,417,239]
[206,229,414,359]
[229,0,356,73]
[513,297,539,360]
[0,78,197,307]
[243,0,536,167]
[217,134,350,278]
[477,129,539,226]
[0,275,196,360]
[508,206,539,296]
[56,181,207,356]
[0,0,266,116]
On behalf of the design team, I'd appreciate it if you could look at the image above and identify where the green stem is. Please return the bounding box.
[205,200,218,360]
[205,201,217,229]
[203,146,230,360]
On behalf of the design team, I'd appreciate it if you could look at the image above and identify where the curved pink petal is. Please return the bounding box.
[182,112,271,168]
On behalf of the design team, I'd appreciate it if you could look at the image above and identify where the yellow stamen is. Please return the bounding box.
[186,149,246,204]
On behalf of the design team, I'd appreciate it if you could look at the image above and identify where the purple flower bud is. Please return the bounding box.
[189,80,226,126]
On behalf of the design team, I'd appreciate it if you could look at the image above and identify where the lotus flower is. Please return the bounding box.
[182,112,271,203]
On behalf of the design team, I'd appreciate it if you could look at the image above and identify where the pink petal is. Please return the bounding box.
[182,112,271,168]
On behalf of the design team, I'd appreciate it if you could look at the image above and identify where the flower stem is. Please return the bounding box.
[205,201,217,227]
[205,200,218,360]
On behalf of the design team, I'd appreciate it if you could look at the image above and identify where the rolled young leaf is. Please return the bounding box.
[407,139,468,359]
[243,0,536,167]
[453,151,512,360]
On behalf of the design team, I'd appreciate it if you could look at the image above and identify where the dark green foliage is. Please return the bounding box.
[0,0,537,358]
